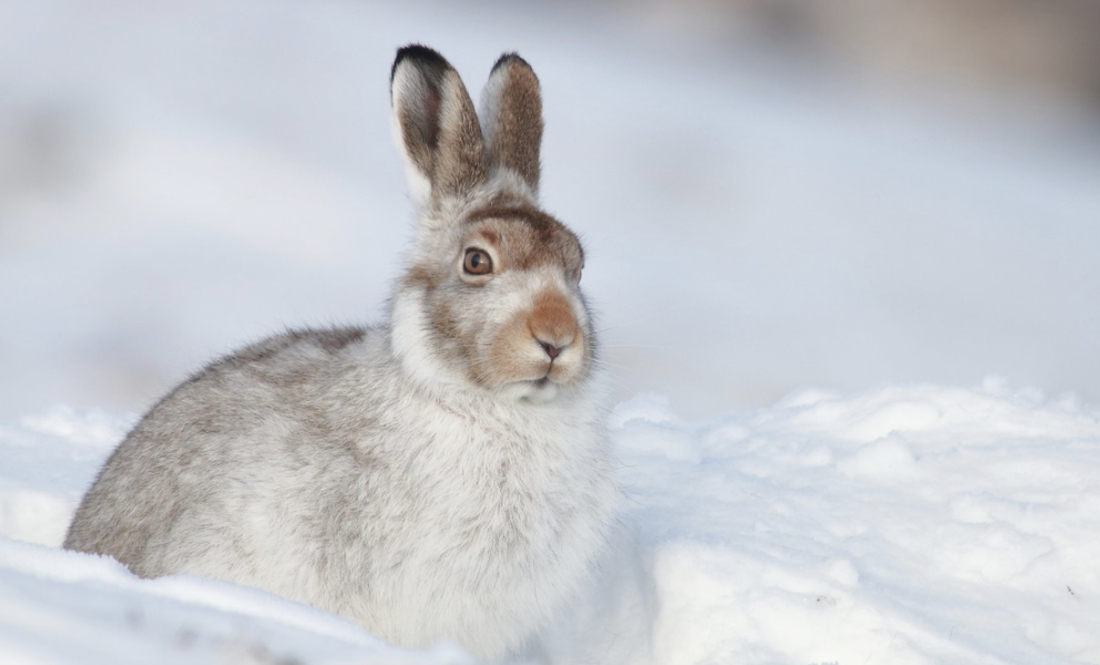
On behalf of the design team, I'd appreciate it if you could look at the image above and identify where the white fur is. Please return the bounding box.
[389,65,433,209]
[491,166,538,202]
[479,65,504,148]
[391,111,432,209]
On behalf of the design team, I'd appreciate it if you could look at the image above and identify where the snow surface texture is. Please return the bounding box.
[3,381,1100,664]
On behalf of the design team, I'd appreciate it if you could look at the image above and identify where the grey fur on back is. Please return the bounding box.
[64,46,616,662]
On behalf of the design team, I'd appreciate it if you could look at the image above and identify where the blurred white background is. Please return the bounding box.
[1,0,1098,420]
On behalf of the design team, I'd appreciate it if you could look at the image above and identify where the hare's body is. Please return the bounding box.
[67,325,613,657]
[65,46,616,660]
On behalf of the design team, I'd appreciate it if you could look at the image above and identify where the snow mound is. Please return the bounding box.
[613,380,1100,664]
[3,381,1100,664]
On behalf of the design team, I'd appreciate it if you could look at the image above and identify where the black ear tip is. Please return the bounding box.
[491,52,534,76]
[392,44,450,82]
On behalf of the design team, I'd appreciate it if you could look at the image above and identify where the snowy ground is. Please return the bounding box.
[3,0,1100,663]
[4,382,1100,664]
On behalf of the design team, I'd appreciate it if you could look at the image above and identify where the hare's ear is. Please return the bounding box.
[480,53,543,196]
[391,45,488,207]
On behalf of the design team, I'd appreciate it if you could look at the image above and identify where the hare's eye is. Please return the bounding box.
[463,248,493,276]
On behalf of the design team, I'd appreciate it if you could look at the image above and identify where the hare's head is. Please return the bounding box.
[388,46,594,403]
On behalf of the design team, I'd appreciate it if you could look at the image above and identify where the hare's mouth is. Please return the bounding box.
[523,376,559,404]
[498,375,561,404]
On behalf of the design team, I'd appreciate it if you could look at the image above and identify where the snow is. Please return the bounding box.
[615,381,1100,664]
[3,382,1100,663]
[3,0,1100,662]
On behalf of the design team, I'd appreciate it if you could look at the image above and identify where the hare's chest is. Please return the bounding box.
[387,408,601,537]
[349,403,614,655]
[430,422,579,512]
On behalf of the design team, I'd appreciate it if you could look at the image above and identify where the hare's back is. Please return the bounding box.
[63,326,375,576]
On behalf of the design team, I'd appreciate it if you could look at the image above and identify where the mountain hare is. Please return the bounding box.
[65,45,616,662]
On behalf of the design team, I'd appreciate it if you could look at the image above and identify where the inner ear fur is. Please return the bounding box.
[391,45,488,202]
[480,53,543,194]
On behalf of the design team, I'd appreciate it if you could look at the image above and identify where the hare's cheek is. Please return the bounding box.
[483,310,548,386]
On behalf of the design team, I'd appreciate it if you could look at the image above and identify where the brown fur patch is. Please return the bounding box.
[313,327,367,353]
[527,290,577,349]
[485,55,543,191]
[462,205,584,275]
[432,71,489,199]
[404,264,440,291]
[477,228,499,246]
[420,288,474,375]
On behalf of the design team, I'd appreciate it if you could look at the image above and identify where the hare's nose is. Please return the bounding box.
[539,341,563,360]
[528,289,578,357]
